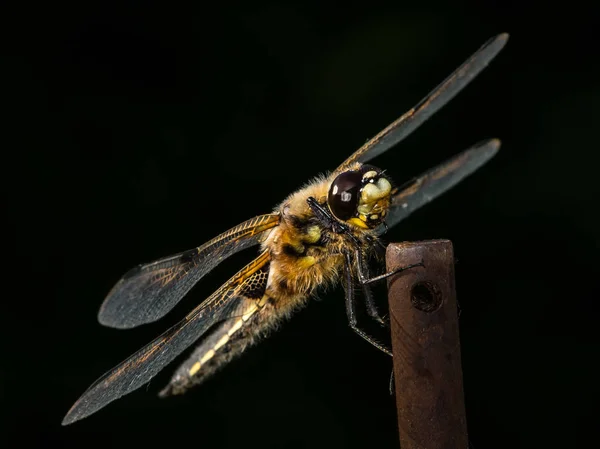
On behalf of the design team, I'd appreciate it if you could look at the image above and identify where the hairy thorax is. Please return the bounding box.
[260,171,377,310]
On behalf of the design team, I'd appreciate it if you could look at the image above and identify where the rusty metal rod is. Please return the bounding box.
[386,240,467,449]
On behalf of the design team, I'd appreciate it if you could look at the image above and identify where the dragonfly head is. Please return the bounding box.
[327,164,392,230]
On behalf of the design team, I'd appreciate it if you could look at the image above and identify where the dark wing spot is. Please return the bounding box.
[239,264,270,299]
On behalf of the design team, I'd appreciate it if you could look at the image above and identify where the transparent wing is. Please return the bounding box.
[334,33,508,174]
[377,138,500,235]
[98,214,279,329]
[62,251,271,426]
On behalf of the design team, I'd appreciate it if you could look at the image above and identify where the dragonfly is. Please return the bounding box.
[62,33,508,425]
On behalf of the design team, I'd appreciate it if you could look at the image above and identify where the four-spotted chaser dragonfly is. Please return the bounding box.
[63,33,508,425]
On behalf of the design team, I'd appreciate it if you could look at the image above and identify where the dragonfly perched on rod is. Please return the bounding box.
[63,33,508,425]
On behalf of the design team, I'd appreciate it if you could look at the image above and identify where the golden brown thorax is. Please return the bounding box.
[260,164,392,312]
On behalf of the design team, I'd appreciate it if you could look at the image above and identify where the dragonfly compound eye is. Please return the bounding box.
[327,171,363,221]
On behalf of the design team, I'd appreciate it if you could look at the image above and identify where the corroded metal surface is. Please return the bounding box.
[387,240,467,449]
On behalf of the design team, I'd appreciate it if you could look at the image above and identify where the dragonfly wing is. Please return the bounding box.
[334,33,508,174]
[98,213,279,329]
[62,251,271,425]
[377,138,500,234]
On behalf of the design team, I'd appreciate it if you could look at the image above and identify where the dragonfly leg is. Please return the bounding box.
[354,249,388,326]
[343,251,392,356]
[360,258,425,285]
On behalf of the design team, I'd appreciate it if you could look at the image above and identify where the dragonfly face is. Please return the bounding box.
[327,164,392,229]
[62,33,508,426]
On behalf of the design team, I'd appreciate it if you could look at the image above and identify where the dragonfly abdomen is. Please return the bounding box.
[159,294,278,397]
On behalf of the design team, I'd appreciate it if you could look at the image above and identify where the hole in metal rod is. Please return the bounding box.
[410,281,442,312]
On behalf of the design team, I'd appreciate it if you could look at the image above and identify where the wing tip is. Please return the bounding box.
[97,297,153,329]
[468,138,501,165]
[491,32,510,49]
[97,310,135,329]
[486,136,501,152]
[497,32,510,43]
[62,385,103,426]
[481,33,509,59]
[61,401,83,426]
[484,137,502,154]
[61,414,75,426]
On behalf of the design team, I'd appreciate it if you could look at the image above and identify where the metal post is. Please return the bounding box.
[386,240,468,449]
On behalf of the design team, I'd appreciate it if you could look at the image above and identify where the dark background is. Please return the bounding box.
[3,1,599,448]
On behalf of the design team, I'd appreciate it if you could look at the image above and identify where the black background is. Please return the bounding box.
[3,1,600,448]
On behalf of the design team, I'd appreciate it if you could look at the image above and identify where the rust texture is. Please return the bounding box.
[386,240,467,449]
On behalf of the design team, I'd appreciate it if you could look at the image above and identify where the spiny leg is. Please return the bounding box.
[361,258,425,285]
[343,251,392,356]
[355,254,425,393]
[354,249,388,326]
